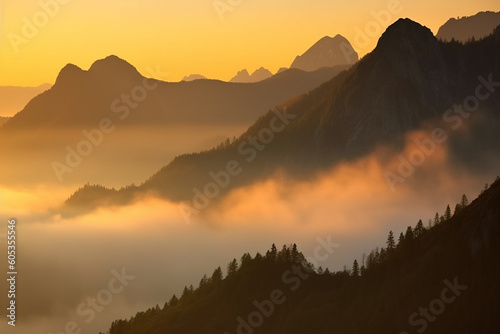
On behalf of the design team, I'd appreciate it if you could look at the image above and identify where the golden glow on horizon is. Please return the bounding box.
[0,0,499,86]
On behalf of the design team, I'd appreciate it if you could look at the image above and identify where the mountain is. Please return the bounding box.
[0,83,52,116]
[229,67,273,83]
[436,11,500,42]
[0,56,349,186]
[250,67,274,82]
[276,67,288,74]
[64,19,500,210]
[102,178,500,334]
[182,74,207,81]
[290,35,359,71]
[2,56,346,130]
[229,69,251,82]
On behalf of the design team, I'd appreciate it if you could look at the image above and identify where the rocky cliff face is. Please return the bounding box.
[316,19,453,157]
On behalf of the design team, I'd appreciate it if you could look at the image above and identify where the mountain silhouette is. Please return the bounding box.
[0,83,51,116]
[102,178,500,333]
[436,11,500,42]
[276,67,288,74]
[64,18,500,210]
[181,74,207,81]
[229,67,273,83]
[1,57,347,130]
[290,35,359,71]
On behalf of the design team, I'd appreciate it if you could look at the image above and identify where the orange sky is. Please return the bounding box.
[0,0,499,86]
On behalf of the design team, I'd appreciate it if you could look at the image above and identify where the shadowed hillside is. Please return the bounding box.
[437,11,500,42]
[101,177,500,334]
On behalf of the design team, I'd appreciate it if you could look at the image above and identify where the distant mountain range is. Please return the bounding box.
[0,55,351,186]
[1,58,348,130]
[226,34,358,83]
[436,11,500,42]
[229,67,274,83]
[181,74,207,82]
[65,18,500,211]
[0,83,52,116]
[290,35,358,71]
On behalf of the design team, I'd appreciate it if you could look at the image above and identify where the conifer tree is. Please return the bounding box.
[199,274,209,288]
[414,220,424,237]
[211,267,223,283]
[266,243,278,260]
[434,212,440,225]
[169,294,179,307]
[404,226,414,241]
[461,194,469,208]
[387,231,396,250]
[398,232,405,246]
[352,260,359,277]
[444,205,452,220]
[227,258,238,276]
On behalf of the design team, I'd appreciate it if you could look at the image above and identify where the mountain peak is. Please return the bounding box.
[54,63,85,86]
[377,18,435,49]
[230,68,273,83]
[291,34,358,71]
[88,55,142,80]
[373,18,443,65]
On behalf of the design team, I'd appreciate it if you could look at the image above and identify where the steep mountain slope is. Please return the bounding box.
[102,178,500,334]
[65,19,500,210]
[436,11,500,42]
[290,35,359,71]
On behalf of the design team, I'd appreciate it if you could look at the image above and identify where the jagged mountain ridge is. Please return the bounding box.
[229,67,274,83]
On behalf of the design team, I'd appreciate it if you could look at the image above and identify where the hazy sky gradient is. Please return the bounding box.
[1,0,499,86]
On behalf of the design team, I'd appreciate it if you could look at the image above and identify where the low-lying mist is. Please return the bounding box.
[1,125,497,334]
[0,124,246,189]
